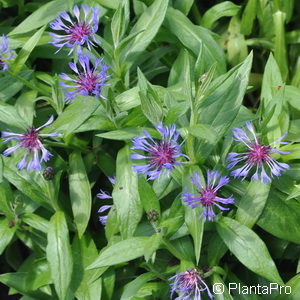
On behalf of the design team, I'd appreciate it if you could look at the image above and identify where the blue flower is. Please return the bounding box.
[131,123,188,180]
[1,116,59,171]
[227,121,289,183]
[182,170,234,221]
[50,4,100,54]
[60,53,109,103]
[96,176,115,225]
[169,268,214,300]
[0,35,14,71]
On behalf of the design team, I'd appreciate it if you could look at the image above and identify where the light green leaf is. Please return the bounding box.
[12,25,46,74]
[196,53,253,162]
[235,180,270,228]
[217,217,283,284]
[164,7,226,75]
[138,177,161,214]
[0,217,16,255]
[182,166,204,264]
[0,102,29,131]
[121,272,155,300]
[50,97,100,135]
[201,1,240,29]
[121,0,168,66]
[9,0,68,35]
[69,151,92,238]
[46,211,73,300]
[257,191,300,244]
[87,237,149,269]
[112,145,143,238]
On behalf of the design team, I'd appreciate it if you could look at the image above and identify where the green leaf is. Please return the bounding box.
[211,273,233,300]
[0,217,16,255]
[0,272,52,300]
[201,1,240,29]
[0,180,14,218]
[21,213,50,234]
[257,191,300,244]
[138,177,161,215]
[112,145,143,238]
[96,128,142,140]
[0,102,29,131]
[273,11,288,80]
[275,273,300,300]
[138,69,164,125]
[50,96,100,135]
[261,53,283,105]
[143,233,162,262]
[87,237,149,269]
[121,0,168,66]
[235,181,270,228]
[121,272,155,300]
[196,53,253,162]
[12,25,46,74]
[3,157,51,209]
[69,151,91,238]
[164,7,226,75]
[46,211,73,300]
[216,217,283,284]
[240,0,257,35]
[95,0,120,9]
[182,166,204,264]
[9,0,68,35]
[0,70,33,102]
[173,0,194,15]
[72,234,103,300]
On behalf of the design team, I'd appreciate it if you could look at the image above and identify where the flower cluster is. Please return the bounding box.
[1,116,59,171]
[49,5,109,103]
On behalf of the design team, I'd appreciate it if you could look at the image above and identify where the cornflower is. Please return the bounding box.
[0,35,14,71]
[227,121,289,183]
[50,4,100,54]
[131,123,188,180]
[96,176,115,225]
[182,170,234,221]
[169,268,214,300]
[60,53,109,103]
[1,116,59,171]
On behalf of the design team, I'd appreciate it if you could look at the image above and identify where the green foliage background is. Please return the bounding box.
[0,0,300,299]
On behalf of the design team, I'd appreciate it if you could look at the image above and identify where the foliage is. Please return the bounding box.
[0,0,300,299]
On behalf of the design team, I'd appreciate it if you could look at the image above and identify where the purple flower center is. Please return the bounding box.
[77,72,98,92]
[248,143,271,165]
[20,128,40,151]
[149,141,175,169]
[68,22,92,43]
[200,189,216,206]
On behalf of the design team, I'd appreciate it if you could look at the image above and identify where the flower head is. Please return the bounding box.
[60,53,109,103]
[169,268,214,300]
[96,176,115,225]
[131,123,188,180]
[50,5,100,54]
[1,116,59,171]
[227,121,289,183]
[182,170,234,221]
[0,35,14,71]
